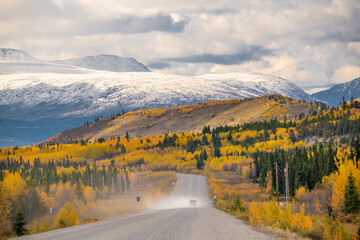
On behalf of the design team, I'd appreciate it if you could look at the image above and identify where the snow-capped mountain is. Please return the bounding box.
[312,77,360,106]
[0,48,150,73]
[53,55,150,72]
[0,48,318,147]
[0,71,316,120]
[0,48,39,62]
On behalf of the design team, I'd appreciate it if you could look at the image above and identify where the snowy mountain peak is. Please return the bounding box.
[0,71,316,120]
[53,54,150,72]
[0,49,151,73]
[0,48,39,62]
[312,77,360,106]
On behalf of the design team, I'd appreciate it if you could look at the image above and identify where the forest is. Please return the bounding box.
[1,95,360,239]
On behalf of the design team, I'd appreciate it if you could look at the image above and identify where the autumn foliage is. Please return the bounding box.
[0,95,360,239]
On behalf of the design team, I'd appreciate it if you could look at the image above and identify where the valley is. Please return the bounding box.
[2,1,360,239]
[1,95,360,239]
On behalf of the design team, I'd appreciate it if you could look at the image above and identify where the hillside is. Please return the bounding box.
[53,55,150,72]
[1,95,359,240]
[0,48,39,62]
[312,77,360,106]
[46,95,319,144]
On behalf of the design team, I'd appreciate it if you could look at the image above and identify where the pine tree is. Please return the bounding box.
[196,158,204,170]
[343,172,360,214]
[231,194,245,212]
[196,149,207,169]
[289,129,297,143]
[213,146,221,158]
[202,135,208,145]
[227,132,233,141]
[12,211,27,236]
[341,96,347,110]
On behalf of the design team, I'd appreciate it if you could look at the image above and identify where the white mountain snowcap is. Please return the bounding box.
[0,48,150,73]
[53,54,150,72]
[0,70,317,120]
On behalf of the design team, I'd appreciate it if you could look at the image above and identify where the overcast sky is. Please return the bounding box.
[1,0,359,92]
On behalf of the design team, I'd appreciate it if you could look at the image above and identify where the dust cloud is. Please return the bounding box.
[146,174,211,210]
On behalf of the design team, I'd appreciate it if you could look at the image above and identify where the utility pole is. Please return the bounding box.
[118,174,122,194]
[112,176,115,197]
[285,162,289,204]
[124,174,127,196]
[90,173,93,190]
[103,175,105,200]
[90,173,93,202]
[275,162,279,203]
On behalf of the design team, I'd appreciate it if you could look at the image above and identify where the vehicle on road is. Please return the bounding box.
[189,199,198,207]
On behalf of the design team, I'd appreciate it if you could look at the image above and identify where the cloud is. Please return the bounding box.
[77,15,187,35]
[163,46,272,65]
[148,62,171,69]
[305,87,331,95]
[0,0,359,89]
[0,14,187,40]
[331,65,360,84]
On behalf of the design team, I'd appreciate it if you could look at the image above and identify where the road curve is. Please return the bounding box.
[15,174,272,240]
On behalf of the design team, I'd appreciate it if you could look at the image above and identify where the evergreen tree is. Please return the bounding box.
[200,149,208,161]
[12,211,27,236]
[125,132,130,142]
[213,146,221,158]
[196,158,204,170]
[202,135,208,145]
[343,173,360,214]
[231,194,245,212]
[341,96,347,110]
[120,144,126,154]
[351,136,360,168]
[227,132,233,141]
[289,129,297,143]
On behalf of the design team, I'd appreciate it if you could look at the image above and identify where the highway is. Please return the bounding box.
[16,174,272,240]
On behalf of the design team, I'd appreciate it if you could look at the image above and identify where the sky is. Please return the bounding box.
[1,0,360,93]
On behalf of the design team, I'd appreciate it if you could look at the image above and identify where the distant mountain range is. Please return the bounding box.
[1,47,355,147]
[311,77,360,106]
[0,71,317,121]
[0,48,150,73]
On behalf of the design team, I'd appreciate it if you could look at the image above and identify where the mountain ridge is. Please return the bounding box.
[0,48,40,62]
[44,95,320,144]
[0,71,318,120]
[312,77,360,106]
[0,48,150,73]
[53,54,150,72]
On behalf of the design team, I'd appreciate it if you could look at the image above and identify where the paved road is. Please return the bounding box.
[15,174,272,240]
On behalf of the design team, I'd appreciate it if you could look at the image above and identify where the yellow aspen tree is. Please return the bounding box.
[328,149,360,214]
[54,202,79,228]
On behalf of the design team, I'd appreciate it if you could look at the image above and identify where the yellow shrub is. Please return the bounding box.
[54,202,79,229]
[249,201,313,233]
[249,202,262,226]
[295,186,306,200]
